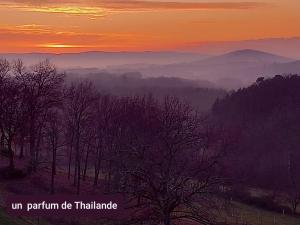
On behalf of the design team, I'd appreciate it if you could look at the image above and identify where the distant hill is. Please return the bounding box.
[0,51,209,69]
[185,37,300,59]
[205,49,292,63]
[129,49,298,89]
[2,49,299,90]
[266,60,300,74]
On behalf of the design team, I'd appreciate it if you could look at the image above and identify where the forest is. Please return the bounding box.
[1,58,300,225]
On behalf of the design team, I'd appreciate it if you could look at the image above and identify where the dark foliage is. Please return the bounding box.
[0,167,27,180]
[213,74,300,213]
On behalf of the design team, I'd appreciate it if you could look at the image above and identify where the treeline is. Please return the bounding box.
[66,70,226,112]
[0,59,64,172]
[0,59,227,225]
[213,74,300,213]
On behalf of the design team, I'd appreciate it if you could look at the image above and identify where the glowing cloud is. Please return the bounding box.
[99,1,266,11]
[24,6,107,17]
[0,0,299,53]
[0,1,266,14]
[37,43,87,48]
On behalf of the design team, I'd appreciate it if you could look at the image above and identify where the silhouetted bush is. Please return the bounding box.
[227,188,293,214]
[0,148,10,157]
[0,167,27,180]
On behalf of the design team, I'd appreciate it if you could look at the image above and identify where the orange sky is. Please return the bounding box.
[0,0,299,53]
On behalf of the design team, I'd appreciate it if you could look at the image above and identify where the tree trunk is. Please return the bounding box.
[0,133,5,150]
[51,146,56,194]
[94,169,99,186]
[19,135,24,159]
[93,143,102,186]
[163,213,171,225]
[8,138,15,170]
[292,200,299,214]
[107,160,112,192]
[83,146,90,181]
[73,161,77,186]
[94,155,101,186]
[75,126,81,195]
[29,116,37,173]
[77,160,81,195]
[34,125,43,167]
[68,134,74,180]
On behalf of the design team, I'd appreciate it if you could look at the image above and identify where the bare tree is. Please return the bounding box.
[0,76,24,169]
[45,109,64,194]
[15,60,65,172]
[93,95,120,187]
[66,121,75,180]
[82,121,96,181]
[0,59,11,150]
[12,59,28,159]
[0,59,10,80]
[110,96,223,225]
[0,58,229,224]
[64,81,98,195]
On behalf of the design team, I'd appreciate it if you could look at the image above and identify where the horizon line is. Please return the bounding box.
[0,36,299,55]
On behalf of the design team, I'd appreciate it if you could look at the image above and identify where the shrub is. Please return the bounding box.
[0,167,27,180]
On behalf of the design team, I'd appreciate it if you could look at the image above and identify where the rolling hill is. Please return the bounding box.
[126,49,299,89]
[0,51,209,69]
[1,49,299,90]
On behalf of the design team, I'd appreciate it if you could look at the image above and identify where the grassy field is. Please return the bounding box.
[1,203,300,225]
[0,209,52,225]
[225,201,300,225]
[0,208,29,225]
[1,156,299,225]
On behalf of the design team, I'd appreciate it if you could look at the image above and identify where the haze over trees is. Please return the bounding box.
[0,59,228,225]
[3,49,300,90]
[58,49,300,90]
[66,70,226,112]
[1,57,300,224]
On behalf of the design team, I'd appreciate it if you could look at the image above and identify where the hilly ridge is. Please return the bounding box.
[1,49,300,90]
[127,49,299,89]
[0,51,209,69]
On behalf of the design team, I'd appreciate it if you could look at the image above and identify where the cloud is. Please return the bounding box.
[36,43,88,48]
[0,1,267,16]
[0,24,53,34]
[99,1,266,11]
[0,24,139,47]
[23,6,107,17]
[0,2,107,17]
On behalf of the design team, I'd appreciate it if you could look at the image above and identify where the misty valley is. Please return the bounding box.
[0,51,300,225]
[1,0,300,223]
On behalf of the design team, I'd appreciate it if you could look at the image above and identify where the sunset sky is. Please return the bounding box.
[0,0,299,53]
